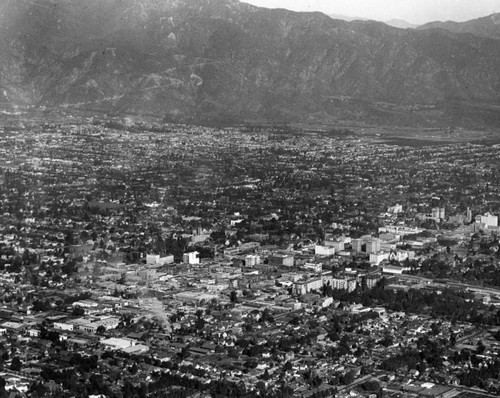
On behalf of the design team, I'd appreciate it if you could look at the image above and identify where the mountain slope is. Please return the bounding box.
[418,13,500,40]
[1,0,500,127]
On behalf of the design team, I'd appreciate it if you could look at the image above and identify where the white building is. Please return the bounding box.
[323,235,350,251]
[72,316,120,333]
[330,276,357,292]
[431,207,446,221]
[382,265,410,274]
[183,251,200,264]
[352,236,380,254]
[245,254,261,267]
[476,212,498,227]
[147,254,175,266]
[303,263,323,273]
[72,300,99,309]
[314,245,335,256]
[27,329,41,337]
[387,204,403,214]
[389,250,415,262]
[369,252,390,266]
[366,239,381,254]
[54,322,74,332]
[146,254,160,265]
[293,278,323,295]
[379,225,424,236]
[101,337,138,350]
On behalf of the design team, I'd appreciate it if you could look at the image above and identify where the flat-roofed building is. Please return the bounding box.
[293,278,323,295]
[183,251,200,264]
[314,245,335,256]
[268,254,294,267]
[331,276,357,292]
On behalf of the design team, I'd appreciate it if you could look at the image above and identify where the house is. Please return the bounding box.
[27,329,41,337]
[54,322,74,332]
[154,351,174,363]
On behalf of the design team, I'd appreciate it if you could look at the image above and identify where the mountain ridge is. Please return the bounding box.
[418,13,500,40]
[1,0,500,127]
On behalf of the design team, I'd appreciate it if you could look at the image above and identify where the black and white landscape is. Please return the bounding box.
[1,1,500,398]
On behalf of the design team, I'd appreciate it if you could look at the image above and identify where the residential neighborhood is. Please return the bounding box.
[1,110,500,397]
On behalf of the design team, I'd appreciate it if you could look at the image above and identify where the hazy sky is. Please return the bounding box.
[242,0,500,24]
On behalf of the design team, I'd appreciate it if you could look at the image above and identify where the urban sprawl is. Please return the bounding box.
[1,111,500,398]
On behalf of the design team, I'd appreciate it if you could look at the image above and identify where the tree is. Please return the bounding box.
[62,259,78,276]
[255,381,266,394]
[195,317,206,330]
[9,256,22,273]
[362,380,381,392]
[129,362,138,375]
[430,322,441,336]
[476,340,486,354]
[230,291,237,303]
[33,299,49,312]
[10,356,21,372]
[96,325,106,335]
[118,273,127,284]
[0,376,7,398]
[340,370,356,385]
[283,361,293,372]
[28,381,49,398]
[72,307,85,316]
[261,308,275,323]
[449,331,456,347]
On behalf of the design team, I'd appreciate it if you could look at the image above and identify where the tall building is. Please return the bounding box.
[432,207,445,221]
[268,254,294,267]
[466,207,473,224]
[352,239,364,252]
[366,239,381,254]
[245,254,260,267]
[352,236,380,254]
[331,276,357,292]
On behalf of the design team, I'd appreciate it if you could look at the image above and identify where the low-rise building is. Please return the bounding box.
[183,251,200,264]
[293,278,323,295]
[314,245,335,256]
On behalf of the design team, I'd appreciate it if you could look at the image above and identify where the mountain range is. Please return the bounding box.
[1,0,500,127]
[418,13,500,40]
